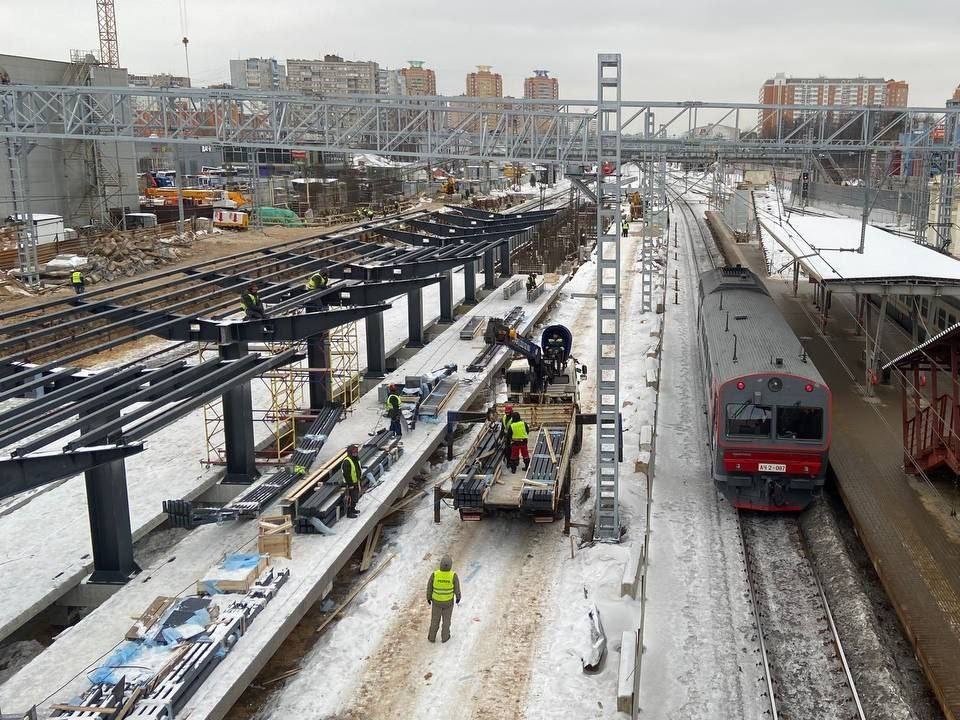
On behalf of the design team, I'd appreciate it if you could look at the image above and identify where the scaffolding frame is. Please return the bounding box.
[329,321,361,408]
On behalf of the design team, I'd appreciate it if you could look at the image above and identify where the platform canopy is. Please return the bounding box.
[883,322,960,371]
[757,211,960,296]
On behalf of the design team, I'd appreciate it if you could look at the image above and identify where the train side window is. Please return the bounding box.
[725,403,772,437]
[776,406,823,440]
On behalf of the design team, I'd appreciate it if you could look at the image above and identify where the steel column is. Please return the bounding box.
[498,242,511,277]
[306,330,331,409]
[219,341,259,484]
[407,288,424,347]
[439,271,455,323]
[483,249,496,289]
[463,259,477,304]
[82,407,139,584]
[364,310,387,377]
[594,53,623,541]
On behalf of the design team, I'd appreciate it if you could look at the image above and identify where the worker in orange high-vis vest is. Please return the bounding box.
[426,554,461,643]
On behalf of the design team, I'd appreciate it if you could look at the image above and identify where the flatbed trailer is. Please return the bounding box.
[437,402,581,526]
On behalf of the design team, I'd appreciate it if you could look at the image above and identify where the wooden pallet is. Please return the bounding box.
[197,555,268,595]
[257,515,293,559]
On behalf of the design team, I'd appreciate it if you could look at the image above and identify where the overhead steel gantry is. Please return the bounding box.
[0,207,556,579]
[4,58,960,540]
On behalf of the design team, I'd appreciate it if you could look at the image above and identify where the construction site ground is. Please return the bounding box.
[0,271,562,718]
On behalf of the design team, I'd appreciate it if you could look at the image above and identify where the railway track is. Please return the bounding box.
[669,181,865,720]
[739,512,866,720]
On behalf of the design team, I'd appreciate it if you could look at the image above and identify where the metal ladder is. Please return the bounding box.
[594,54,622,540]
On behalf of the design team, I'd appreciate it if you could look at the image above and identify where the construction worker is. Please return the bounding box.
[340,444,363,518]
[305,270,329,291]
[365,207,375,220]
[355,207,365,222]
[621,218,629,237]
[507,411,530,473]
[385,384,403,437]
[526,272,537,293]
[70,269,85,295]
[426,554,461,643]
[501,403,514,463]
[240,284,267,320]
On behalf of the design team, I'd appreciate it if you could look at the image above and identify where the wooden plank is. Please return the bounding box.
[49,704,117,714]
[617,630,638,714]
[125,596,175,640]
[543,428,558,465]
[316,554,395,633]
[359,524,382,572]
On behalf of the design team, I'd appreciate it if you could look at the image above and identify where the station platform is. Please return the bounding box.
[0,274,565,718]
[732,217,960,720]
[0,274,465,647]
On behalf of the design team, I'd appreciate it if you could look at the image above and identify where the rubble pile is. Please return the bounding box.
[81,228,217,283]
[0,270,34,298]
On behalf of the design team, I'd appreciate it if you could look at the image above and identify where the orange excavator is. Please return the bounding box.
[144,187,249,209]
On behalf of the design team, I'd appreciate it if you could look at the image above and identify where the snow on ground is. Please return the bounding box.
[637,197,765,718]
[523,224,653,719]
[261,222,657,720]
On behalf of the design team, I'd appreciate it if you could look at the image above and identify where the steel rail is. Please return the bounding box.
[797,523,867,720]
[737,510,780,720]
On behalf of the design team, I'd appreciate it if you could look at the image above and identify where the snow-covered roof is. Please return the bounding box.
[757,203,960,291]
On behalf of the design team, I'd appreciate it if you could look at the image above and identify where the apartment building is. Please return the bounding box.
[286,55,379,95]
[229,58,286,91]
[128,72,190,88]
[759,73,909,137]
[523,70,559,100]
[399,61,436,96]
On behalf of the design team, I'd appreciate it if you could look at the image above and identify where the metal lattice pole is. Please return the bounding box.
[934,104,958,252]
[641,111,655,314]
[594,54,622,541]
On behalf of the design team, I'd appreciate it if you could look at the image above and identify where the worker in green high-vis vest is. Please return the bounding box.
[426,554,461,643]
[70,269,85,294]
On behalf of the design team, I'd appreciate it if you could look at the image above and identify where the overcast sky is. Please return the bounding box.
[5,0,958,106]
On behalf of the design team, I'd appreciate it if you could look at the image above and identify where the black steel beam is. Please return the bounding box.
[321,277,440,307]
[439,272,454,323]
[367,257,471,281]
[407,287,424,348]
[424,214,540,233]
[191,304,390,343]
[464,259,477,304]
[448,206,558,221]
[0,444,145,499]
[365,311,386,378]
[2,360,195,453]
[0,366,78,406]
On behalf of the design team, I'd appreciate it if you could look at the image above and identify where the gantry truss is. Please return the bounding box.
[1,84,958,163]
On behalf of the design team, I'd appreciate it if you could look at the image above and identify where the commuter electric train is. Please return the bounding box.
[697,267,831,511]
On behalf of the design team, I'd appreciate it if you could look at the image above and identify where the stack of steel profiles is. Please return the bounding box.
[451,422,503,510]
[520,427,567,514]
[526,283,545,303]
[161,405,343,528]
[465,305,525,372]
[501,278,523,299]
[230,405,343,515]
[416,376,459,422]
[289,430,402,533]
[459,316,484,340]
[50,568,289,719]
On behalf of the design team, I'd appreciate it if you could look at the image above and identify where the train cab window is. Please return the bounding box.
[776,407,823,440]
[725,403,772,437]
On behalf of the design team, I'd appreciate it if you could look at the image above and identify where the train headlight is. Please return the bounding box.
[767,377,783,392]
[736,381,746,390]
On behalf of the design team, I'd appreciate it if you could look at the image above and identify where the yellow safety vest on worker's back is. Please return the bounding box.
[71,271,82,284]
[510,420,528,441]
[432,569,455,602]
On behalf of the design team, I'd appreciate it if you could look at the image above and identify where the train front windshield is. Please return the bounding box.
[775,407,823,440]
[726,404,772,437]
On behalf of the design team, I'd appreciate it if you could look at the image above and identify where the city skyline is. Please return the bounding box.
[3,0,958,106]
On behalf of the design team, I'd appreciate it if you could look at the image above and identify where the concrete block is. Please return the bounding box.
[639,425,653,452]
[620,548,644,598]
[646,368,659,389]
[656,302,665,314]
[618,630,638,714]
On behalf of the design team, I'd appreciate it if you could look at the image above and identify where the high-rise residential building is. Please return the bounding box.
[229,58,286,91]
[128,72,190,88]
[466,65,503,98]
[759,73,909,137]
[286,55,379,95]
[524,70,558,100]
[377,68,406,95]
[399,61,436,96]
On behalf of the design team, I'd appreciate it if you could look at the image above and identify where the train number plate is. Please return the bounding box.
[758,463,787,473]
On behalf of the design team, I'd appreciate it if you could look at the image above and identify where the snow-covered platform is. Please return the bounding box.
[0,274,565,718]
[0,273,466,648]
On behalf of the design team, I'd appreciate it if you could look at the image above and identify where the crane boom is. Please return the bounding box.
[96,0,120,68]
